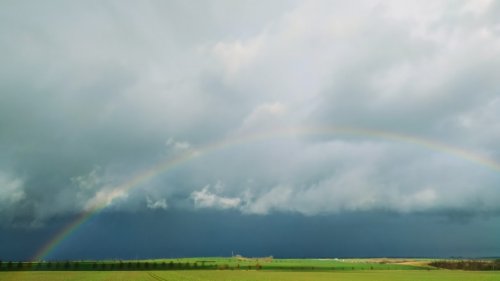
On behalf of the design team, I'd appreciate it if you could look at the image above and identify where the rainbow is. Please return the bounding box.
[32,125,500,261]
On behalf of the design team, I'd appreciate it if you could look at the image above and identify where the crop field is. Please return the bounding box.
[1,258,500,280]
[0,257,430,272]
[2,270,500,281]
[138,257,431,271]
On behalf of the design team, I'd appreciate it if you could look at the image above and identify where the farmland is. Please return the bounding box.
[1,258,500,280]
[1,270,500,281]
[0,257,429,271]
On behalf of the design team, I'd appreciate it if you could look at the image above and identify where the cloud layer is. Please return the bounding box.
[1,0,500,226]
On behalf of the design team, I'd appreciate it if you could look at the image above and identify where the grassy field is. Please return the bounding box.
[2,270,500,281]
[148,257,430,270]
[0,257,430,271]
[1,258,499,280]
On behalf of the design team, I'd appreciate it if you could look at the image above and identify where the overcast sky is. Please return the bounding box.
[1,0,500,260]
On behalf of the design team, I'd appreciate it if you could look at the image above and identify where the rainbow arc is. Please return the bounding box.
[32,126,500,261]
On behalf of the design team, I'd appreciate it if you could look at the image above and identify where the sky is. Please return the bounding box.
[1,0,500,261]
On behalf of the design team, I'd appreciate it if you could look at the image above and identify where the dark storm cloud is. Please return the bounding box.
[1,0,500,230]
[3,210,500,261]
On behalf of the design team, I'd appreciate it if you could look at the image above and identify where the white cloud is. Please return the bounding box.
[0,172,25,206]
[84,188,128,211]
[239,102,288,132]
[445,97,500,147]
[166,138,192,152]
[71,167,102,191]
[191,185,241,210]
[460,0,494,15]
[213,35,265,77]
[146,196,168,210]
[242,185,292,215]
[0,172,27,226]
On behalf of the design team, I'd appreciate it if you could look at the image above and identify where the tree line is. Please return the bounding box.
[430,260,500,271]
[0,260,272,271]
[0,260,215,271]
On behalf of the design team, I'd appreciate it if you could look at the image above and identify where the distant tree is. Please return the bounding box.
[161,261,166,268]
[64,261,70,270]
[0,260,2,270]
[136,262,141,269]
[92,262,97,269]
[169,261,174,268]
[430,260,497,271]
[46,262,51,269]
[73,262,79,270]
[494,259,500,271]
[7,261,13,270]
[127,262,132,269]
[100,263,106,270]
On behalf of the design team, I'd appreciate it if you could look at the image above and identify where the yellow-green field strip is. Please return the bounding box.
[2,270,500,281]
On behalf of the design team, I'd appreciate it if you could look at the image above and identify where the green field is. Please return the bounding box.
[2,258,500,280]
[2,270,500,281]
[0,257,429,271]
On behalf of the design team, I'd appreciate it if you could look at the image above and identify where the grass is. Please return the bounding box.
[119,257,431,270]
[0,257,429,271]
[2,270,500,281]
[1,258,499,280]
